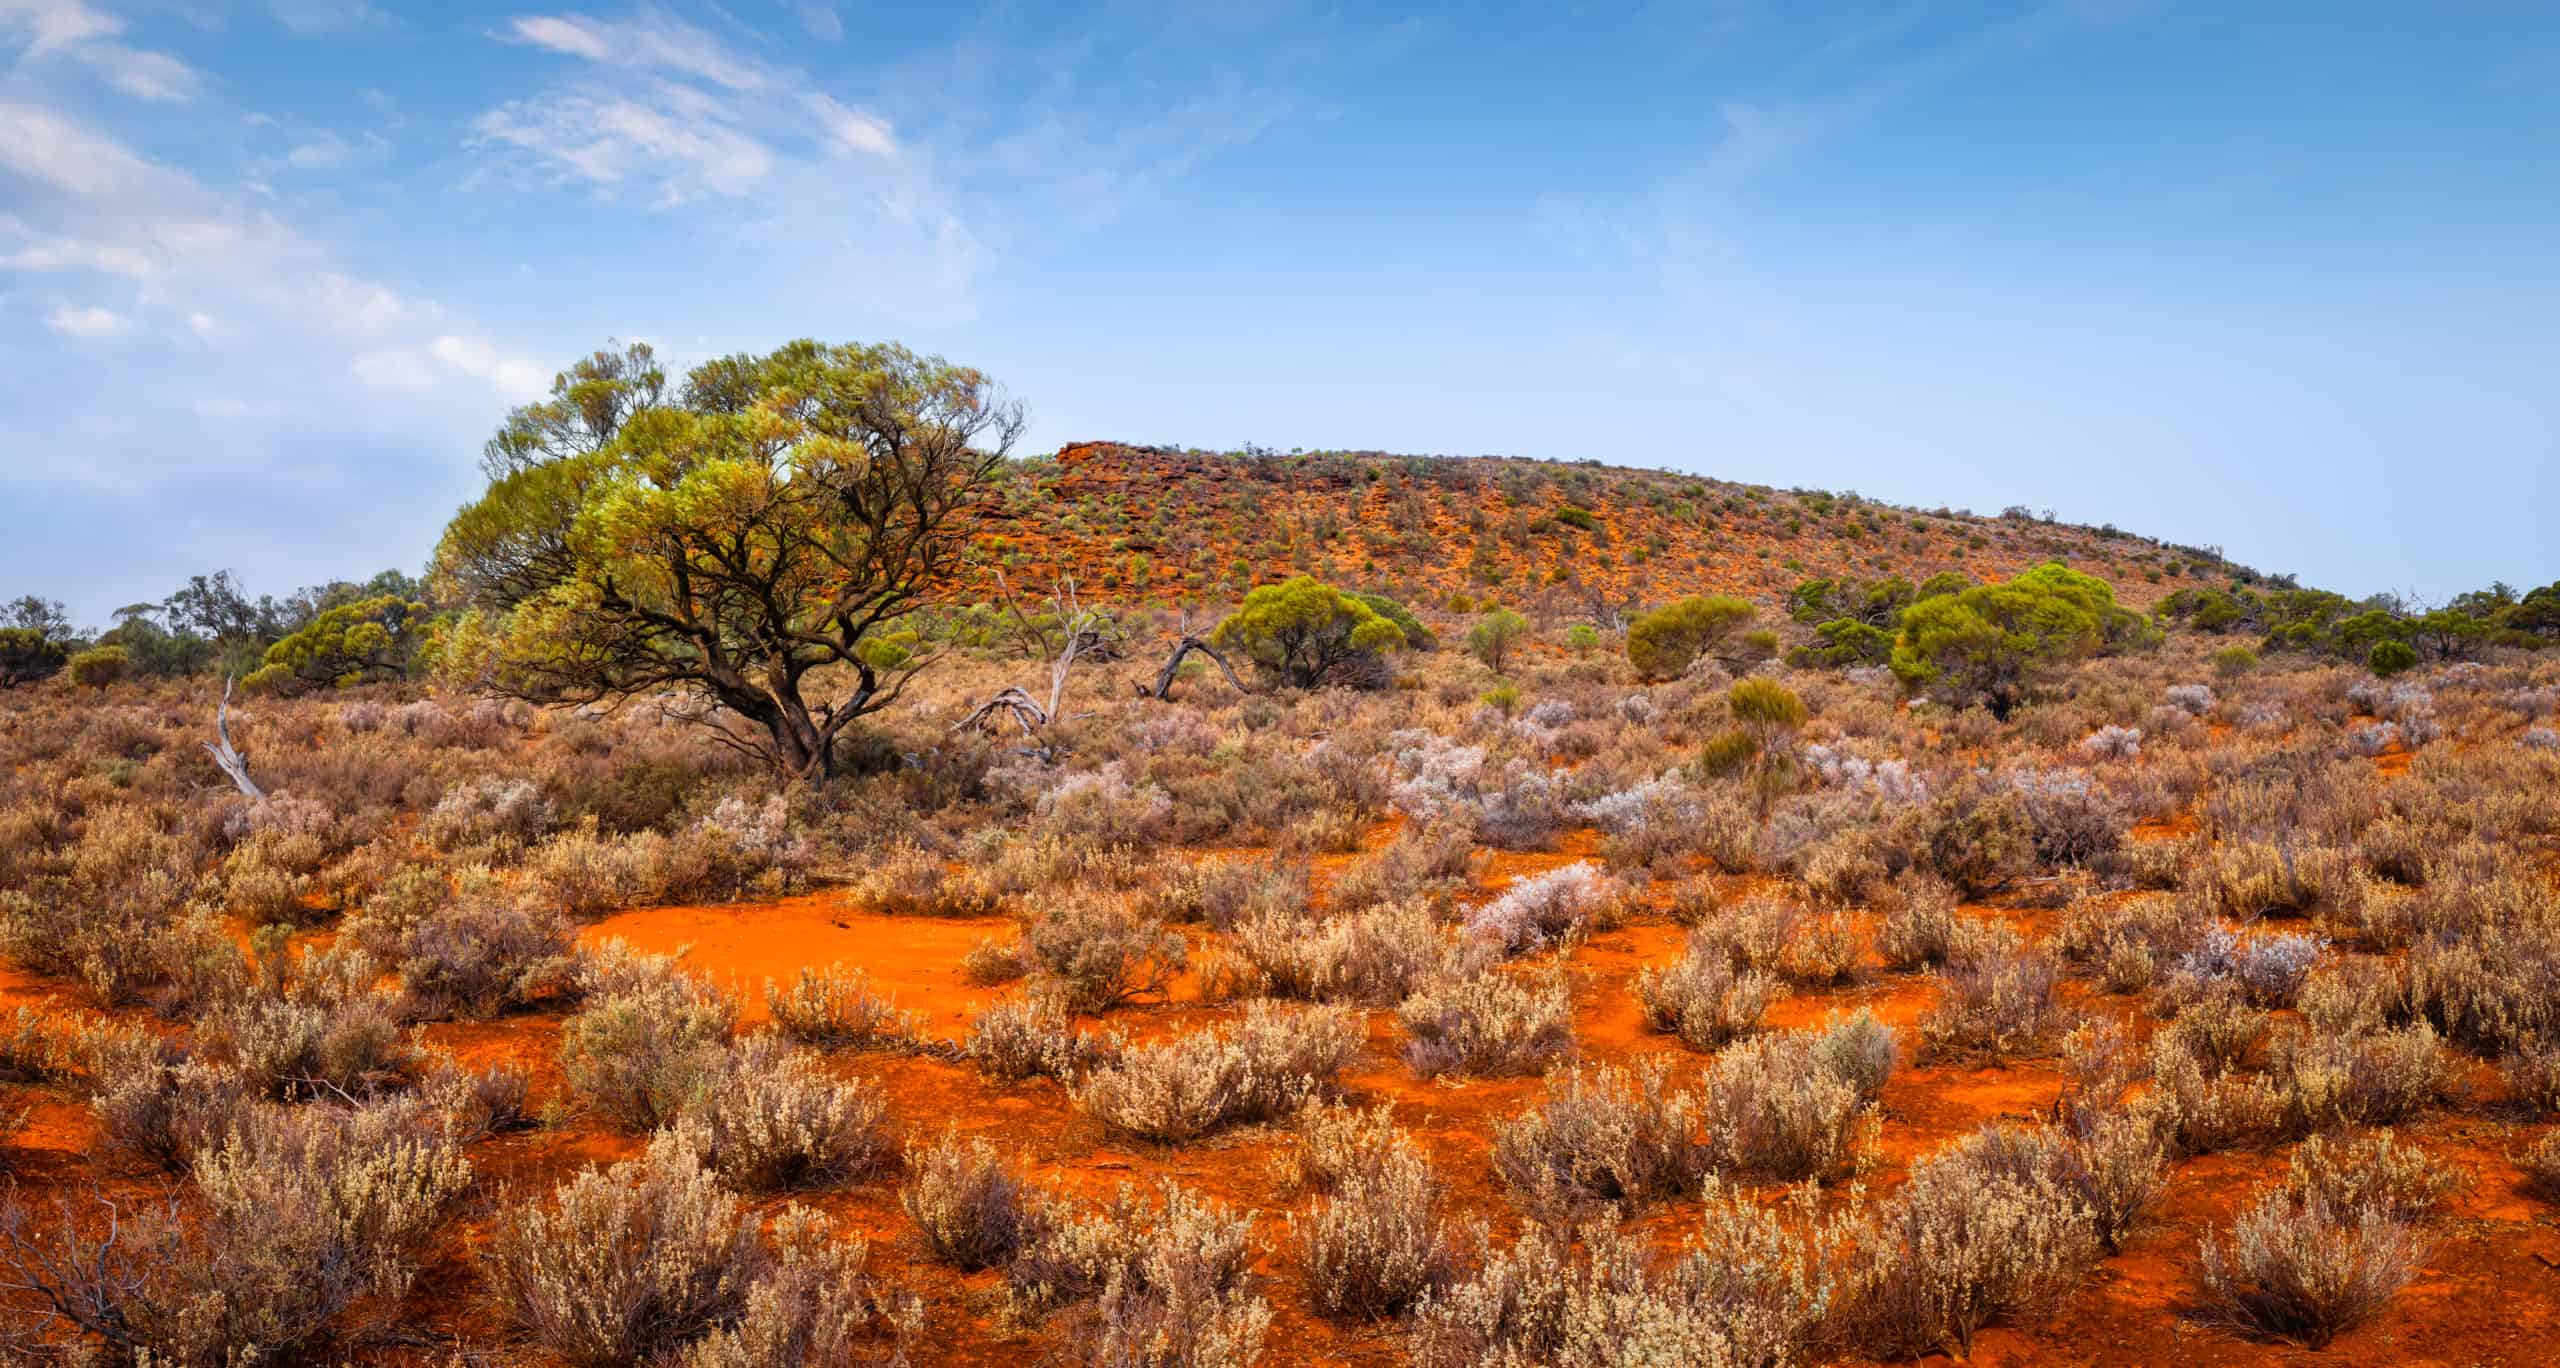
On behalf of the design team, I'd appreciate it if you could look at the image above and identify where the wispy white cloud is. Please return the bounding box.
[0,0,117,54]
[797,3,839,43]
[1,0,203,102]
[473,85,778,200]
[45,302,124,336]
[500,11,764,91]
[0,96,547,484]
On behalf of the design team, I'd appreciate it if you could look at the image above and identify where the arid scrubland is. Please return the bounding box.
[0,617,2555,1365]
[0,347,2555,1365]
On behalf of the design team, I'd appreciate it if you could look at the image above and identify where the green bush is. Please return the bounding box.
[1791,617,1892,669]
[1351,591,1434,651]
[1467,608,1529,672]
[1728,678,1807,731]
[2211,644,2260,678]
[1214,576,1407,688]
[1891,564,2116,717]
[1698,730,1758,778]
[2367,639,2417,678]
[1565,624,1599,654]
[1554,506,1600,532]
[0,628,66,688]
[1625,595,1754,680]
[66,645,128,689]
[245,595,425,693]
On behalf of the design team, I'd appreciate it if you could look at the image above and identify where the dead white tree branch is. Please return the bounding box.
[201,675,264,799]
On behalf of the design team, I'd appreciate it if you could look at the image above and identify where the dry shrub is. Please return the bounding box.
[1024,897,1189,1013]
[672,1206,919,1368]
[201,964,416,1100]
[1007,1180,1269,1368]
[2154,984,2267,1072]
[2298,958,2407,1038]
[2191,840,2360,921]
[0,1097,470,1364]
[2267,1021,2450,1132]
[966,991,1093,1082]
[1463,862,1625,955]
[2280,1131,2467,1226]
[1845,1122,2104,1359]
[1139,857,1308,930]
[392,892,574,1019]
[903,1128,1044,1270]
[2146,1034,2284,1156]
[1698,1014,1893,1182]
[765,963,924,1051]
[1276,1102,1409,1193]
[80,1032,247,1173]
[492,1132,909,1367]
[2197,1184,2431,1348]
[1875,877,1963,971]
[2501,1039,2560,1114]
[1409,1198,1836,1368]
[1631,939,1773,1050]
[2054,891,2204,995]
[853,839,998,917]
[1232,899,1449,1005]
[1294,1142,1461,1318]
[1328,822,1480,913]
[1491,1060,1708,1216]
[1923,932,2070,1060]
[420,1057,535,1142]
[1919,780,2036,895]
[2520,1130,2560,1200]
[1398,968,1575,1079]
[684,1035,896,1193]
[424,775,555,851]
[559,950,738,1130]
[1073,1003,1361,1142]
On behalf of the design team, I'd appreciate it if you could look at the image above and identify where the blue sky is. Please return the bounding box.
[2,0,2553,624]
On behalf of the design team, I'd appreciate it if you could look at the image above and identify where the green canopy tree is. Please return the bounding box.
[1625,594,1755,681]
[0,628,66,688]
[1890,563,2118,717]
[433,339,1024,781]
[481,341,668,479]
[1213,577,1406,688]
[245,595,425,693]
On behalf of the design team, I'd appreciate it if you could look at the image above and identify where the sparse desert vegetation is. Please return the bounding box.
[0,352,2556,1365]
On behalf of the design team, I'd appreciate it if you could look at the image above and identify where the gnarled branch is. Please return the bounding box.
[201,676,264,799]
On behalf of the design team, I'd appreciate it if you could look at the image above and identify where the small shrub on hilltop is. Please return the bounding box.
[2368,639,2418,678]
[1213,576,1407,688]
[1625,595,1754,680]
